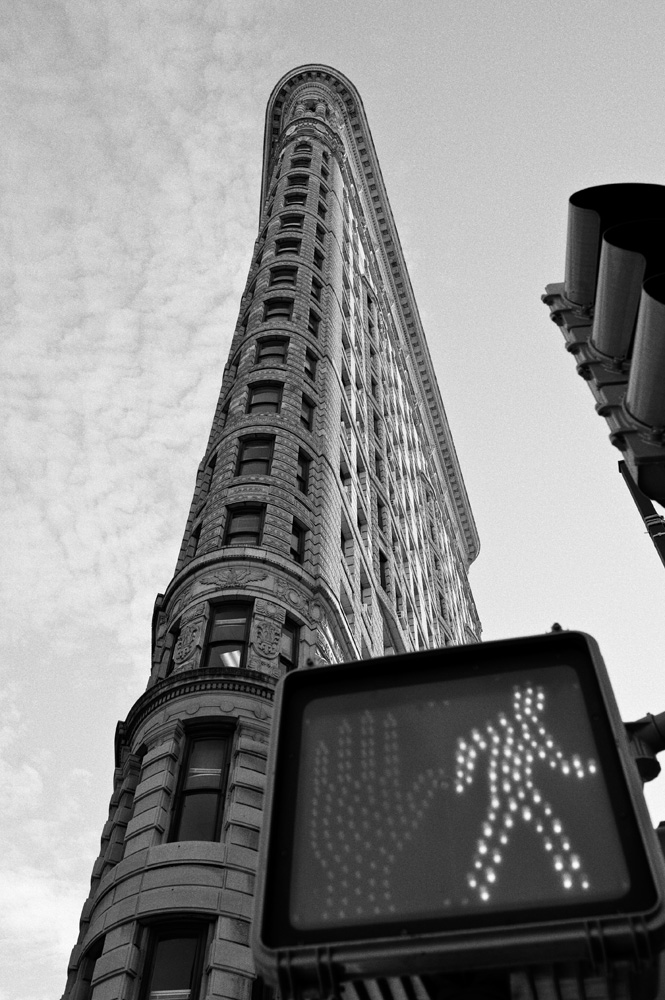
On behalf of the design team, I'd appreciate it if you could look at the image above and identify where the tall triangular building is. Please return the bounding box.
[62,65,480,1000]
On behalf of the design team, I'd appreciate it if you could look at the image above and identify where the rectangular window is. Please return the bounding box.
[247,382,282,413]
[287,173,309,188]
[237,436,274,476]
[256,337,288,363]
[171,730,233,842]
[279,213,304,231]
[224,505,265,546]
[296,450,311,494]
[377,496,386,531]
[317,201,327,220]
[313,248,324,271]
[290,519,306,563]
[311,277,322,302]
[264,297,293,322]
[379,550,388,590]
[275,237,301,256]
[304,350,317,381]
[320,164,329,181]
[300,396,314,430]
[140,923,208,999]
[295,141,312,154]
[269,266,297,288]
[284,191,306,207]
[204,603,252,670]
[307,309,321,337]
[315,223,326,244]
[186,524,201,561]
[279,618,299,672]
[290,157,311,169]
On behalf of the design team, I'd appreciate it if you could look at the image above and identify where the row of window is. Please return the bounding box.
[83,922,274,1000]
[246,382,315,427]
[170,602,298,680]
[222,504,307,564]
[261,295,322,337]
[233,436,311,490]
[251,335,317,382]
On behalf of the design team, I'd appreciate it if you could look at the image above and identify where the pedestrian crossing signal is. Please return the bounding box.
[252,632,665,994]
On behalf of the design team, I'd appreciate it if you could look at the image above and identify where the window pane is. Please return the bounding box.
[205,642,243,669]
[210,607,249,642]
[280,625,295,661]
[230,512,261,534]
[185,739,227,790]
[150,936,199,992]
[177,792,219,841]
[258,339,287,360]
[249,387,280,411]
[243,441,271,461]
[218,646,242,668]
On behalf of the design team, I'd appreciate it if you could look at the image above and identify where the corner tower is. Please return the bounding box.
[62,66,481,1000]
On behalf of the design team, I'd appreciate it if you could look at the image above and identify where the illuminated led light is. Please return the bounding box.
[480,887,490,901]
[487,869,496,882]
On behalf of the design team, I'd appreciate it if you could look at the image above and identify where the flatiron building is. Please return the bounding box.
[62,65,481,1000]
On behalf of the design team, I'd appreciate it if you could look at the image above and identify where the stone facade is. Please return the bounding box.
[61,65,481,1000]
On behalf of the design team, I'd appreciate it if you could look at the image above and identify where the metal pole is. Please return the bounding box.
[619,460,665,570]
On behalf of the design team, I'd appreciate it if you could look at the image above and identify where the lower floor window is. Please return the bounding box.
[170,730,232,842]
[141,923,207,1000]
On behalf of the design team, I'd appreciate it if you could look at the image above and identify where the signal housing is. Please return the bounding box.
[252,632,665,998]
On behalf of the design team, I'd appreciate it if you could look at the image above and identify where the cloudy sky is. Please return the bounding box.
[3,2,665,997]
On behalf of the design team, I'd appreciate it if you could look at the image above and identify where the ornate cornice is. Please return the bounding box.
[261,65,480,565]
[116,668,275,762]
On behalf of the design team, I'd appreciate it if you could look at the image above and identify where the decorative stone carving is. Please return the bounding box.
[169,584,195,621]
[197,567,271,592]
[172,618,204,672]
[254,618,281,658]
[255,599,284,621]
[181,602,206,625]
[315,628,335,665]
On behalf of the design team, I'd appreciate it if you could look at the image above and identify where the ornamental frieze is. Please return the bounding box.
[255,599,284,621]
[197,567,271,592]
[273,577,329,629]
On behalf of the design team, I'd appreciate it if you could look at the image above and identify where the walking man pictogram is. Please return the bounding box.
[456,684,598,902]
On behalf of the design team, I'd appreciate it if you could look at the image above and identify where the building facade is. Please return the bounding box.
[61,65,481,1000]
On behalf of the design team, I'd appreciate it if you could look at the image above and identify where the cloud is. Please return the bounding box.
[0,3,295,997]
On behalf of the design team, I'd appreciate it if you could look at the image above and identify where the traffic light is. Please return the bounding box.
[543,183,665,503]
[252,633,665,998]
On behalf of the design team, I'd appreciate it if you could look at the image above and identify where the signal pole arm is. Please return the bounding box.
[619,461,665,571]
[625,709,665,782]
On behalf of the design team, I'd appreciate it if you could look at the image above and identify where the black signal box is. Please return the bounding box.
[252,632,665,995]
